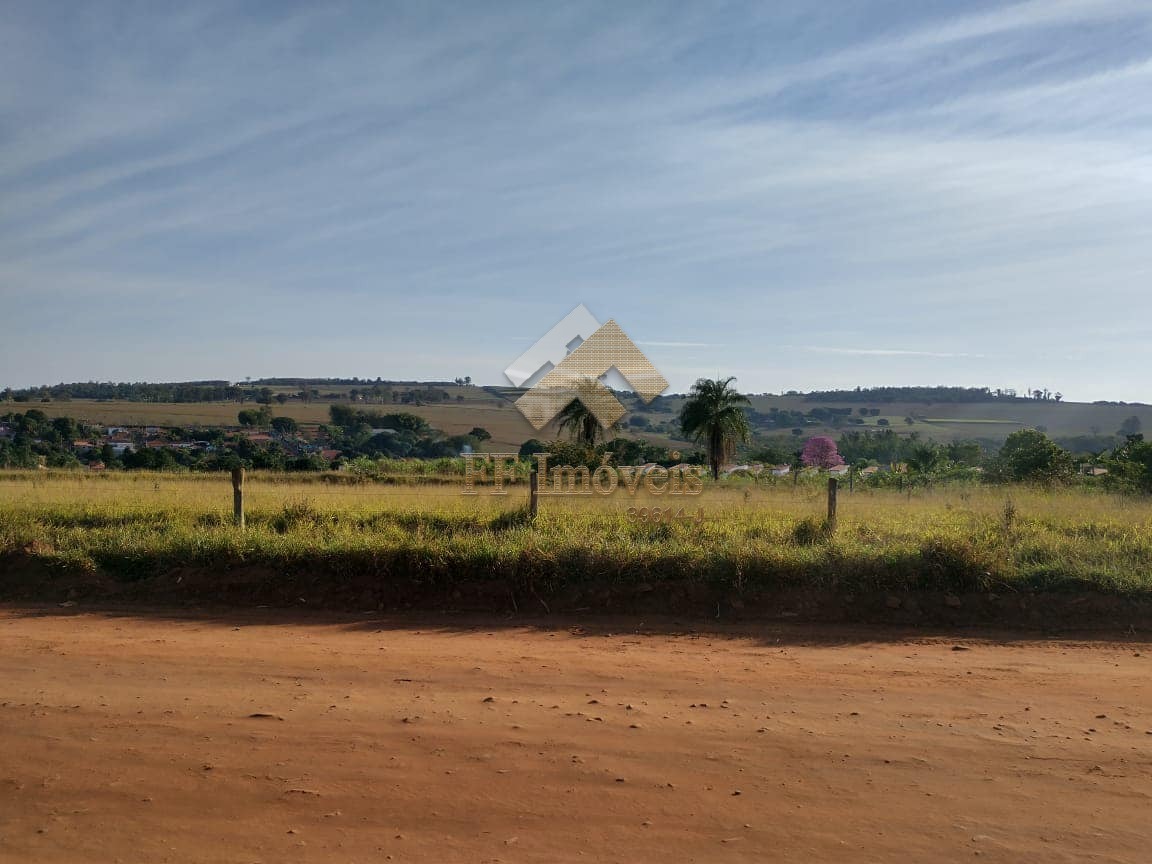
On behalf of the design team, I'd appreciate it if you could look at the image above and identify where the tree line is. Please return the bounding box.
[801,386,1037,404]
[4,381,241,403]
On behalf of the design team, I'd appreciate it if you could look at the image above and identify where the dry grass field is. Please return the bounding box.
[2,470,1151,600]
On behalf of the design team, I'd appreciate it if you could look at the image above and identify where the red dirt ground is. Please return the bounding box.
[2,607,1151,863]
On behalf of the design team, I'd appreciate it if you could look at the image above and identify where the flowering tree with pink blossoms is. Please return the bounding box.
[801,436,845,469]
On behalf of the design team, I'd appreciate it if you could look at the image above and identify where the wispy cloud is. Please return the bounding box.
[637,341,713,349]
[801,347,988,360]
[1,1,1151,399]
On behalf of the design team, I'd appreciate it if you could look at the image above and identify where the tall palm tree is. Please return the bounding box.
[679,377,751,480]
[556,378,620,447]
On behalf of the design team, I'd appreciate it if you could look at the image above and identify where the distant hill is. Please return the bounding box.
[6,380,1152,454]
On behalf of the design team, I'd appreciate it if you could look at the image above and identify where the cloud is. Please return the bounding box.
[1,0,1151,401]
[801,348,988,359]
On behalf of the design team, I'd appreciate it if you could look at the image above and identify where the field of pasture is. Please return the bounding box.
[2,470,1152,622]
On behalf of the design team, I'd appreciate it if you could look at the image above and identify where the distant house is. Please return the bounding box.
[244,433,273,444]
[320,449,342,462]
[88,461,106,472]
[858,466,880,477]
[1084,466,1109,477]
[828,464,850,476]
[770,464,791,477]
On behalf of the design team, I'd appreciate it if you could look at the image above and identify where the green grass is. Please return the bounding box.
[2,470,1151,598]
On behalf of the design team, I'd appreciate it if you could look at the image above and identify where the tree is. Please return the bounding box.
[679,377,751,480]
[989,429,1072,483]
[519,438,547,458]
[905,443,943,475]
[1106,434,1152,493]
[270,416,298,435]
[945,440,983,467]
[557,378,619,447]
[801,436,845,469]
[1119,416,1142,437]
[469,427,492,442]
[50,416,78,442]
[748,442,791,465]
[557,399,606,446]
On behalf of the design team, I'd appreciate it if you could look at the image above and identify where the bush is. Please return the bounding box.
[989,430,1072,484]
[1106,435,1152,493]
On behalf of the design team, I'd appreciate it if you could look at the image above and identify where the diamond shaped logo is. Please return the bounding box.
[505,306,668,430]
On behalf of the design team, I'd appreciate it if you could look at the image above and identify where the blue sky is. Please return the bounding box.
[2,0,1151,401]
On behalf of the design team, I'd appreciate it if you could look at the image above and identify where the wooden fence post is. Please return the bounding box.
[827,477,838,532]
[232,466,245,529]
[528,464,539,520]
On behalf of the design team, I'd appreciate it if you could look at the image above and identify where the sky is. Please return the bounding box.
[2,0,1151,401]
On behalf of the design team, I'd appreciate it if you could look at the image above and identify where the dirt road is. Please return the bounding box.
[2,608,1150,863]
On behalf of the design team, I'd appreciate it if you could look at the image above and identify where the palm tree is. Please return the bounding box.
[556,378,620,446]
[678,377,751,480]
[905,443,943,475]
